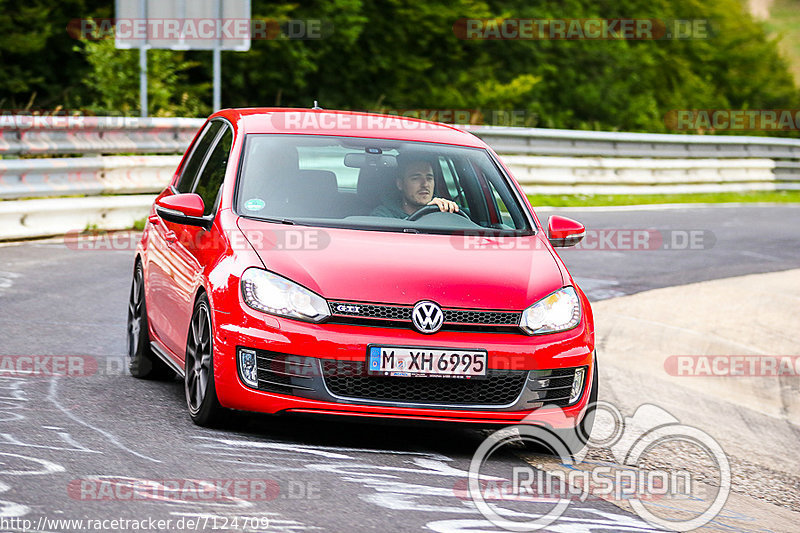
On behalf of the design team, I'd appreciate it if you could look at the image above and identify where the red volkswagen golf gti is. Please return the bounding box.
[128,108,596,444]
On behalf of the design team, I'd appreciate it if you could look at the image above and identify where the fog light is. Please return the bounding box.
[569,367,586,404]
[238,348,259,388]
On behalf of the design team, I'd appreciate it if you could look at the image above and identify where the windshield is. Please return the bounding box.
[235,134,533,234]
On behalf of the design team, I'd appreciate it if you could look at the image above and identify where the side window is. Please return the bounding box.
[487,180,514,228]
[439,156,466,204]
[194,126,233,216]
[175,121,224,193]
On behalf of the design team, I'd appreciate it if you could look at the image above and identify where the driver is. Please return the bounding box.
[371,158,459,218]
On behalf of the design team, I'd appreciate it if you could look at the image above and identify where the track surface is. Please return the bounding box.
[0,205,797,532]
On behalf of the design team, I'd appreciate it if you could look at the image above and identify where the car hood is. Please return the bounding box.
[236,218,565,310]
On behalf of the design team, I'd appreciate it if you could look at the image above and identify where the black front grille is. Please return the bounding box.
[524,367,584,407]
[252,350,316,394]
[321,360,527,405]
[245,347,585,409]
[330,303,411,321]
[445,309,519,325]
[328,301,522,333]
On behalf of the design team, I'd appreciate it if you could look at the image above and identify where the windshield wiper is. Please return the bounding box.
[256,216,295,225]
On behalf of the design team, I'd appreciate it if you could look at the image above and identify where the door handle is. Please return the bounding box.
[148,214,160,224]
[164,230,178,244]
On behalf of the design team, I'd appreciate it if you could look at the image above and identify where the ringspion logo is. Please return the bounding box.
[468,402,730,531]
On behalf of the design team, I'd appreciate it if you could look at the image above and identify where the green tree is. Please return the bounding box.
[0,0,110,108]
[1,0,797,135]
[79,35,210,117]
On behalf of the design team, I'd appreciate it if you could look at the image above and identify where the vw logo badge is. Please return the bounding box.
[412,301,444,334]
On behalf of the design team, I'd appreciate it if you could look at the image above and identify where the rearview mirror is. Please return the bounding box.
[547,215,585,247]
[344,153,397,169]
[155,193,210,229]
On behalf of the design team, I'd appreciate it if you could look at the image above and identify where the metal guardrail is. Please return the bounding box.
[1,117,799,239]
[494,154,800,195]
[0,116,204,156]
[467,126,800,194]
[466,126,800,159]
[0,195,156,241]
[0,155,181,200]
[4,116,800,157]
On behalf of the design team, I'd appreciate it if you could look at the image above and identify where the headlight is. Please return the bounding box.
[519,286,581,335]
[241,268,330,323]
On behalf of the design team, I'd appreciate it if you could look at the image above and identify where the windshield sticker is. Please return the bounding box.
[244,198,266,211]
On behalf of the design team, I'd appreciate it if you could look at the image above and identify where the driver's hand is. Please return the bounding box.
[428,198,459,213]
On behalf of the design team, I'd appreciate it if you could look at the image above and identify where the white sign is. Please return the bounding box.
[115,0,251,51]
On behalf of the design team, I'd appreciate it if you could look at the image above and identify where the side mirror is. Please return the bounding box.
[155,193,210,228]
[547,215,585,247]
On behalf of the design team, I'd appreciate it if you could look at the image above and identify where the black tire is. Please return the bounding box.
[185,293,224,427]
[127,262,174,380]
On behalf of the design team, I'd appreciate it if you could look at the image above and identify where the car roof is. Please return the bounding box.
[209,108,487,148]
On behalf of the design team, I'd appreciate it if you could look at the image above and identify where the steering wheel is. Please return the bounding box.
[407,204,470,221]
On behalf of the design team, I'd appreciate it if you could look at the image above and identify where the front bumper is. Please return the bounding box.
[211,303,595,428]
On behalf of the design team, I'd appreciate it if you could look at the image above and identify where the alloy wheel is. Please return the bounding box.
[186,302,213,413]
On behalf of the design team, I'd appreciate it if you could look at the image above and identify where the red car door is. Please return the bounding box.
[146,121,224,359]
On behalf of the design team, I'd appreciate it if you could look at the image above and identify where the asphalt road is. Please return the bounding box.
[542,204,800,300]
[0,205,797,533]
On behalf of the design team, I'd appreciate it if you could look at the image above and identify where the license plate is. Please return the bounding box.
[367,345,487,379]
